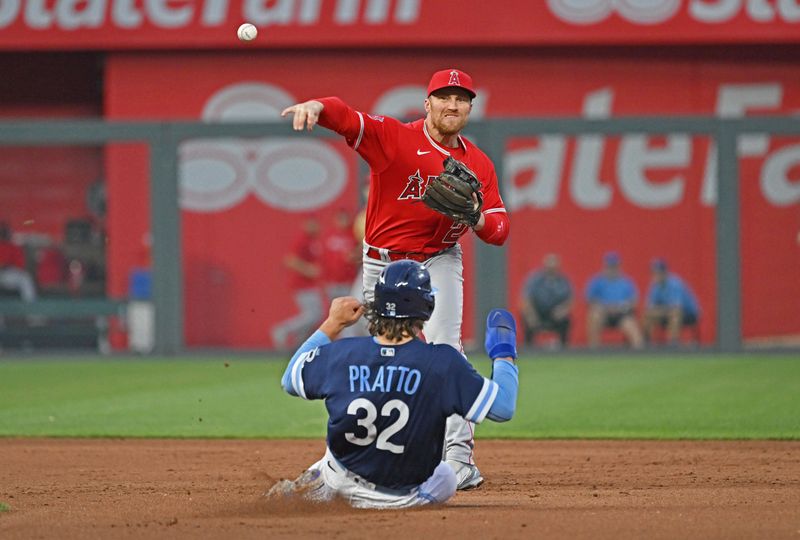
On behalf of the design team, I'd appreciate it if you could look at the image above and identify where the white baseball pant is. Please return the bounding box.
[300,447,456,509]
[362,243,476,465]
[271,288,324,348]
[0,268,37,302]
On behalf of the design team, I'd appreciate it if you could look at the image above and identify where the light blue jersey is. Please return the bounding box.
[647,274,699,317]
[585,273,638,306]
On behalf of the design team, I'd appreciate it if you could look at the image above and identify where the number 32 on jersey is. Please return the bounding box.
[345,398,409,454]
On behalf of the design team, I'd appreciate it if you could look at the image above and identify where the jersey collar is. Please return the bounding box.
[422,121,467,157]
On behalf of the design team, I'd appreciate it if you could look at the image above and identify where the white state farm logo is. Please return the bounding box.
[179,83,346,213]
[0,0,421,30]
[547,0,680,25]
[548,0,800,25]
[504,84,800,211]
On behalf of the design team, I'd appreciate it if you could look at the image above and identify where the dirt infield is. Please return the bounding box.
[1,439,798,539]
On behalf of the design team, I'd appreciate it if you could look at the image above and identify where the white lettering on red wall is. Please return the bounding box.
[689,0,800,23]
[505,83,800,211]
[548,0,800,25]
[0,0,420,29]
[0,0,797,49]
[547,0,680,25]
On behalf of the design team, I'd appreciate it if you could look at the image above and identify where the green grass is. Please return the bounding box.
[0,355,798,439]
[0,502,10,513]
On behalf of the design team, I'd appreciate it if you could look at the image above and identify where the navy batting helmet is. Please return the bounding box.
[374,260,435,320]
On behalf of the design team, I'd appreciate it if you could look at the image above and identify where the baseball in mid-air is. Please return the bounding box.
[237,23,257,41]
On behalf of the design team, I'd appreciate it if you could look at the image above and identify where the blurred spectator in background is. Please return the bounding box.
[585,252,643,350]
[322,208,360,300]
[0,221,37,303]
[642,258,700,346]
[272,217,324,349]
[519,253,573,348]
[35,245,67,295]
[62,217,106,297]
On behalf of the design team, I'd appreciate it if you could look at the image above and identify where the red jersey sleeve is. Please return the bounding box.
[472,161,510,246]
[0,242,25,269]
[475,211,510,245]
[316,97,397,173]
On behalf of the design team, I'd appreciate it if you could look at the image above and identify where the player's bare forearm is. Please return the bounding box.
[319,297,365,340]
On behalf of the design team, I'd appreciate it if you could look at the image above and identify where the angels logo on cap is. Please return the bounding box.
[448,70,461,86]
[427,68,476,99]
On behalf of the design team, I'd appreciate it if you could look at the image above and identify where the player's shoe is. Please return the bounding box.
[265,468,324,499]
[446,460,484,491]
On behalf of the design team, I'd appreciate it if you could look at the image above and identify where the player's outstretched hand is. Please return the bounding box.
[320,297,365,340]
[485,309,518,360]
[281,100,324,131]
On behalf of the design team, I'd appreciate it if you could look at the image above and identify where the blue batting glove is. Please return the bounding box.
[485,309,517,360]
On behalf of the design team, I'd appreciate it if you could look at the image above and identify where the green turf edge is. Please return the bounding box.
[0,355,800,441]
[1,434,798,441]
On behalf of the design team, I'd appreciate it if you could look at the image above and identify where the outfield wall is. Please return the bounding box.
[1,2,798,351]
[95,49,800,349]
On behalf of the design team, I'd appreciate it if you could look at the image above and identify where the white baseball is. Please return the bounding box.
[237,23,257,42]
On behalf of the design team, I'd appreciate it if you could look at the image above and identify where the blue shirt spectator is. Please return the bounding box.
[585,252,638,309]
[520,254,573,347]
[643,259,700,346]
[647,274,699,317]
[586,274,638,307]
[585,251,644,350]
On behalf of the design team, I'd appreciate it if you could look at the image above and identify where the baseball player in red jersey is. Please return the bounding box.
[271,217,324,349]
[282,68,510,490]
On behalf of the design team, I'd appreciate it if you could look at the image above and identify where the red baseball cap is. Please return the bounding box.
[427,68,476,99]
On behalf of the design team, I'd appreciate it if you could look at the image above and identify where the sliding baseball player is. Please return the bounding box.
[272,260,519,508]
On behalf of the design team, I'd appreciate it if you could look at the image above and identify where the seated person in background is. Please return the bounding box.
[585,252,643,349]
[642,258,700,346]
[519,253,573,348]
[0,221,37,303]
